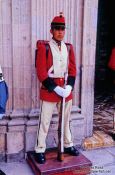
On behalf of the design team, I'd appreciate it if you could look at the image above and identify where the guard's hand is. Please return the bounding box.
[63,85,72,98]
[54,86,65,97]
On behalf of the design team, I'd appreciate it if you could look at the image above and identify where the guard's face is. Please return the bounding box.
[51,26,65,41]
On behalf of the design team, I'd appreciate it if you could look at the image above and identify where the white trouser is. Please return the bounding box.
[35,100,73,153]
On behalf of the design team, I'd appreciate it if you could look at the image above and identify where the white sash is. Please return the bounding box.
[49,39,68,78]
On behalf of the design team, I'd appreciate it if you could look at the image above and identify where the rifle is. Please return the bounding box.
[57,72,68,161]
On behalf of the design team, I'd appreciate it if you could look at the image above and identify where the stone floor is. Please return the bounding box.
[0,146,115,175]
[82,147,115,175]
[94,93,115,133]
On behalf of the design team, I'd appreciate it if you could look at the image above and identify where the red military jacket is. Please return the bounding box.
[36,40,76,102]
[108,48,115,71]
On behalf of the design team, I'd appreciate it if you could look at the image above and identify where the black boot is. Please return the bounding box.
[34,153,46,164]
[0,170,6,175]
[64,146,79,156]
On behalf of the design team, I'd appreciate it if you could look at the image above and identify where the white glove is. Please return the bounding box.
[54,85,72,98]
[54,86,65,97]
[0,65,4,82]
[63,85,72,98]
[0,65,2,74]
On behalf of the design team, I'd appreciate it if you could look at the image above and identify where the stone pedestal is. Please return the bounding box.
[27,150,92,175]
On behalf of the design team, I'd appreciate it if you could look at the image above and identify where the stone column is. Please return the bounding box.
[11,0,31,117]
[0,0,13,116]
[81,0,99,136]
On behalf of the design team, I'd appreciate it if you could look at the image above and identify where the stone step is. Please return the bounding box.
[82,130,115,150]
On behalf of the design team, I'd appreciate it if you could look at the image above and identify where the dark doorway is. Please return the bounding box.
[95,0,115,94]
[94,0,115,137]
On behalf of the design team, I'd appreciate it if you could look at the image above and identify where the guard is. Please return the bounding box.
[34,12,79,164]
[0,65,8,119]
[108,47,115,98]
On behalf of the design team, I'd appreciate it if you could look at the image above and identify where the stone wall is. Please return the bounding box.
[0,0,98,162]
[0,112,84,162]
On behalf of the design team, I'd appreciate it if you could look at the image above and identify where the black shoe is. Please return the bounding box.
[64,146,79,156]
[0,170,6,175]
[34,153,46,164]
